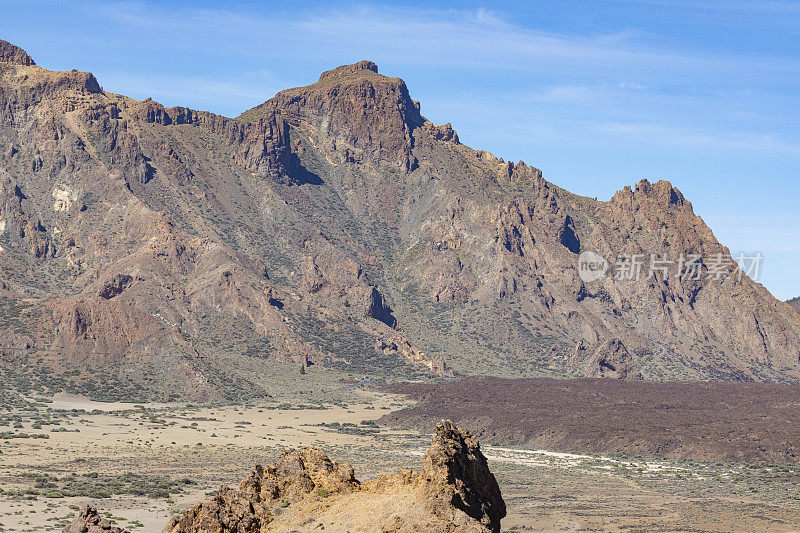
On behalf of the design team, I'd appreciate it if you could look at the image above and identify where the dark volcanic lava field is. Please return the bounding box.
[380,377,800,464]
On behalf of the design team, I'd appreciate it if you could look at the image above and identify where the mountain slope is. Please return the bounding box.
[1,40,799,399]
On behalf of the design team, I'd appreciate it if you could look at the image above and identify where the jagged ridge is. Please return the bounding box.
[2,40,800,400]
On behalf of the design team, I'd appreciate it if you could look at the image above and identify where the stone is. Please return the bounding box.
[0,39,35,66]
[63,505,130,533]
[164,421,505,532]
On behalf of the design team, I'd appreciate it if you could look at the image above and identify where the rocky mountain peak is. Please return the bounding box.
[0,39,35,66]
[635,178,687,206]
[610,178,692,212]
[239,59,423,172]
[318,59,379,82]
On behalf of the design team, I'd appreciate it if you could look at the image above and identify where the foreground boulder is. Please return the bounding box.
[63,505,130,533]
[164,421,505,532]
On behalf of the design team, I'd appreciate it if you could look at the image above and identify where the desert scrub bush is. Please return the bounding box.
[16,472,196,500]
[0,431,49,439]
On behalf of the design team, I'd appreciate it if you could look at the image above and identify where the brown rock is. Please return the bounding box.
[0,39,35,66]
[423,121,460,143]
[63,505,130,533]
[318,59,378,82]
[420,421,506,532]
[377,337,452,376]
[163,488,270,533]
[238,446,359,504]
[97,273,134,299]
[580,338,642,380]
[240,60,422,172]
[166,421,505,532]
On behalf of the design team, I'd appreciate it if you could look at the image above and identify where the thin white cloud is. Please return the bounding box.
[590,122,800,156]
[87,2,800,81]
[634,0,800,15]
[74,1,800,159]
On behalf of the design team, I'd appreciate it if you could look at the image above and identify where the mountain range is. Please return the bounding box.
[2,39,800,400]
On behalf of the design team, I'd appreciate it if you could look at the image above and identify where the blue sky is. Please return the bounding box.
[2,0,799,299]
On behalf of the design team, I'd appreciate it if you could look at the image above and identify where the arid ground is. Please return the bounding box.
[2,378,800,532]
[380,376,800,464]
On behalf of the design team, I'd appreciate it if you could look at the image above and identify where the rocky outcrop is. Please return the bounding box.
[362,285,397,328]
[0,174,54,258]
[377,336,451,376]
[97,273,134,299]
[165,421,505,532]
[164,448,360,533]
[298,240,398,328]
[423,121,460,143]
[163,487,270,533]
[240,60,423,172]
[0,39,35,66]
[63,505,130,533]
[239,447,359,502]
[575,338,643,380]
[318,59,379,82]
[419,421,506,531]
[130,98,296,183]
[50,298,165,355]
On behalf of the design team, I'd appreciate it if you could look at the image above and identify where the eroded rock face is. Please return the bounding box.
[238,446,359,504]
[164,421,505,533]
[420,421,506,531]
[97,273,134,299]
[576,338,643,380]
[377,337,451,376]
[163,488,269,533]
[318,59,378,81]
[0,174,54,259]
[241,60,424,172]
[164,447,359,533]
[0,39,35,66]
[63,505,130,533]
[3,40,800,399]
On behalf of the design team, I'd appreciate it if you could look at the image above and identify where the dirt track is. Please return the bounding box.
[380,377,800,464]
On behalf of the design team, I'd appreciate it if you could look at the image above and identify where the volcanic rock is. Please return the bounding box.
[63,505,130,533]
[577,338,642,380]
[241,60,423,172]
[2,41,800,400]
[164,421,505,532]
[318,59,378,81]
[0,39,35,66]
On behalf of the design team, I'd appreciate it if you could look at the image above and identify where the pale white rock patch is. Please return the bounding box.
[52,185,78,212]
